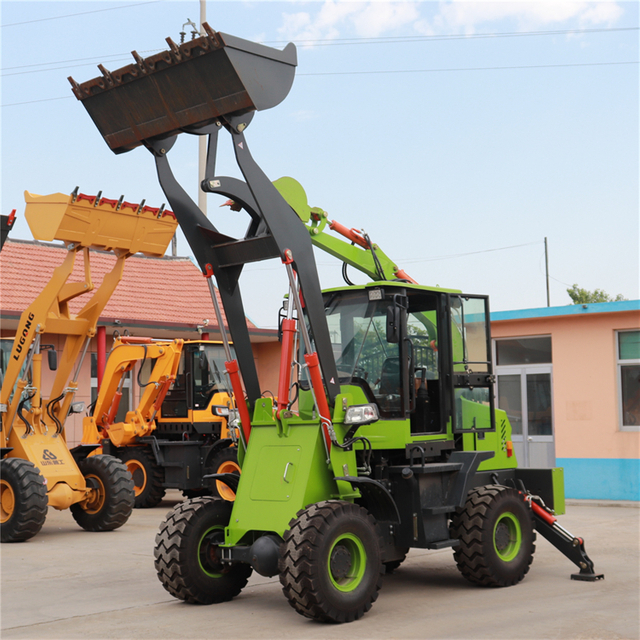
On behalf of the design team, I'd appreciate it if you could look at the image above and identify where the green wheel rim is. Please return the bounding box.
[493,512,522,562]
[328,533,367,592]
[198,526,224,578]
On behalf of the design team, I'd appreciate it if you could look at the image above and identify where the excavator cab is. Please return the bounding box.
[161,342,232,420]
[299,285,494,440]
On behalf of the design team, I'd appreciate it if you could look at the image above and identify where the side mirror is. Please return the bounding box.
[47,349,58,371]
[199,351,208,372]
[386,305,400,344]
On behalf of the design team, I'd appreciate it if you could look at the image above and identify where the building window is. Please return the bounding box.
[495,336,552,365]
[618,330,640,430]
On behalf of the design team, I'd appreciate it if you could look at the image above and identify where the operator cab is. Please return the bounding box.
[310,285,496,436]
[162,343,232,419]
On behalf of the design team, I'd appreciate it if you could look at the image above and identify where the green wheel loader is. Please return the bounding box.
[72,25,603,623]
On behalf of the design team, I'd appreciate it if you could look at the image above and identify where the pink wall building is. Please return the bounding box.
[491,300,640,500]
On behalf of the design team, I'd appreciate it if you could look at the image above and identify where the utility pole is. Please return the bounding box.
[198,0,207,217]
[544,237,550,307]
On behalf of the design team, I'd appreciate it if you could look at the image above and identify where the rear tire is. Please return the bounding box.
[451,485,535,587]
[0,458,48,543]
[279,500,383,623]
[119,447,165,508]
[154,496,252,604]
[70,455,134,532]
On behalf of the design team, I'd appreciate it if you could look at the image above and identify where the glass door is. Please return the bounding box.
[494,336,554,468]
[496,367,554,467]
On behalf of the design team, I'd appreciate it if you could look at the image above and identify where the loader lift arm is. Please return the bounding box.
[71,26,340,410]
[145,120,341,408]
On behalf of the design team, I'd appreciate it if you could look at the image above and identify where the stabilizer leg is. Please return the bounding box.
[530,500,604,582]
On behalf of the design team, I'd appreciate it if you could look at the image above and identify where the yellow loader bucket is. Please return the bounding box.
[24,190,178,257]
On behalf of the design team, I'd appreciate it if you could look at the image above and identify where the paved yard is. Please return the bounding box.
[1,493,638,640]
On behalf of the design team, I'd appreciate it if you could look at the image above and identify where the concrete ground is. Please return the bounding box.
[1,492,638,640]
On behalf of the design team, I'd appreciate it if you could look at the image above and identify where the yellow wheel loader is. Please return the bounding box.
[0,189,177,541]
[81,335,237,508]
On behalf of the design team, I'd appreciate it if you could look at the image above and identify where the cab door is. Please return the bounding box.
[447,294,496,435]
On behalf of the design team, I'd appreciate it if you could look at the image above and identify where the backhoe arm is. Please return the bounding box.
[273,177,416,284]
[83,337,184,447]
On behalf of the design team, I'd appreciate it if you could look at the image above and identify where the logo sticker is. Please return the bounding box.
[41,449,63,466]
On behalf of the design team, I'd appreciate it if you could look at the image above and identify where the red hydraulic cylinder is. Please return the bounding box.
[225,359,252,443]
[530,500,556,526]
[97,325,107,389]
[304,351,332,454]
[393,268,418,284]
[106,391,122,425]
[277,318,296,416]
[329,220,368,249]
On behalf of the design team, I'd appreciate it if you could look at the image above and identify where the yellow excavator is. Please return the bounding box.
[81,335,238,508]
[0,188,177,541]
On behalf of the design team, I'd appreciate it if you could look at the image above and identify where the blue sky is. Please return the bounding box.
[2,1,638,329]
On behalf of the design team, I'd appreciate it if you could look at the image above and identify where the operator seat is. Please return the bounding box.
[378,357,400,396]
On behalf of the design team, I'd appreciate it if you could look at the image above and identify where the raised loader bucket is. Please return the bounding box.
[24,190,177,257]
[70,23,297,154]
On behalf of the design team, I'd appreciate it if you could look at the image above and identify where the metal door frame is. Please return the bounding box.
[492,339,555,467]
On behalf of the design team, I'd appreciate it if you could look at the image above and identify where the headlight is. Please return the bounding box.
[212,405,230,417]
[344,404,379,426]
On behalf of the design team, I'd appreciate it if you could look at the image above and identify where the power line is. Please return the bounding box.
[2,52,151,72]
[2,59,636,108]
[1,1,161,27]
[299,60,638,77]
[1,51,164,78]
[242,241,544,272]
[401,241,543,264]
[2,25,636,74]
[265,26,639,47]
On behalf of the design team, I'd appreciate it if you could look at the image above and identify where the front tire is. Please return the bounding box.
[154,496,252,604]
[279,500,383,623]
[70,455,134,532]
[119,447,165,508]
[451,485,535,587]
[0,458,48,543]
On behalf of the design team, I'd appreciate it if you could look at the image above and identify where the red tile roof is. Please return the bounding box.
[0,239,256,330]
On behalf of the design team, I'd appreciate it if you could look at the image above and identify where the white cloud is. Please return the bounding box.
[278,1,625,42]
[433,1,625,33]
[351,2,420,37]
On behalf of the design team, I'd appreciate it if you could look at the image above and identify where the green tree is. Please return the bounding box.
[567,284,627,304]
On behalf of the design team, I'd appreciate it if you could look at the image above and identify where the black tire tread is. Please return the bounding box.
[0,458,48,543]
[279,500,383,623]
[154,496,251,604]
[119,446,165,508]
[70,455,134,531]
[451,485,535,587]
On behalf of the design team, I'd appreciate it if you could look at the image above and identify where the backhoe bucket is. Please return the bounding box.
[24,190,177,256]
[70,24,297,154]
